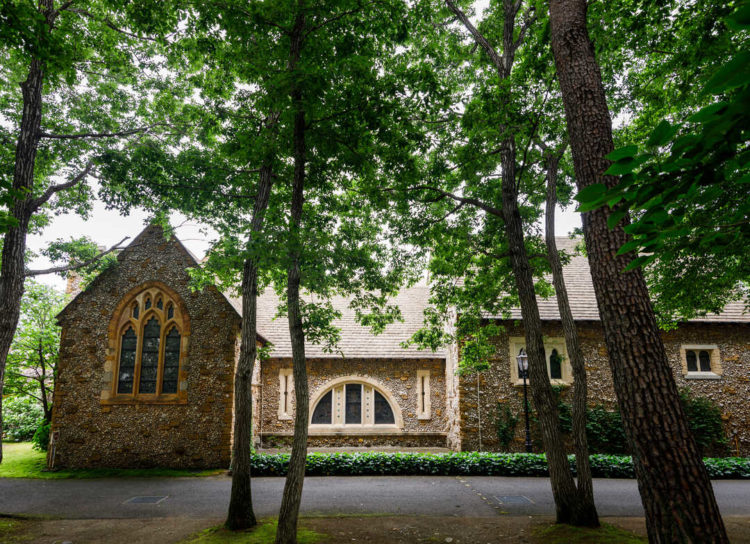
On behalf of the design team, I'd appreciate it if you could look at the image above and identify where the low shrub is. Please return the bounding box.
[248,452,750,479]
[32,420,51,452]
[2,396,44,442]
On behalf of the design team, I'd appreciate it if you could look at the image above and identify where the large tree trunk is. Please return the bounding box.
[500,145,586,525]
[225,163,274,530]
[0,47,46,463]
[548,1,728,541]
[544,151,598,527]
[276,15,308,543]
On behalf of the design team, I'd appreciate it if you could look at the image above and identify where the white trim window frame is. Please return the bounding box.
[681,345,722,380]
[278,368,294,420]
[508,337,572,386]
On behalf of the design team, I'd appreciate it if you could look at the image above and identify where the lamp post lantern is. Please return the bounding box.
[517,348,533,453]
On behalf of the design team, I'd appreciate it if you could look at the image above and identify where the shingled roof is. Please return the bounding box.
[219,236,747,359]
[484,237,749,323]
[226,286,446,359]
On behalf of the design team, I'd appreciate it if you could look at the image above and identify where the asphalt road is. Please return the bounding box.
[2,476,749,519]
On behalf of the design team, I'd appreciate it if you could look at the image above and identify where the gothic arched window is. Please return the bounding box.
[110,284,188,400]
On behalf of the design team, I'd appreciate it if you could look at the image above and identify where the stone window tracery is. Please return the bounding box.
[107,284,189,403]
[309,378,399,429]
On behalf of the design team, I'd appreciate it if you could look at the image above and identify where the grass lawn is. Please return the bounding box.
[0,442,224,479]
[180,521,325,544]
[533,522,647,544]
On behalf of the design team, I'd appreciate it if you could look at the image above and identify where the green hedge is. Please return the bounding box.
[249,452,750,479]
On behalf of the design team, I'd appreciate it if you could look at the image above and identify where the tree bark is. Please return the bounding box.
[544,151,598,527]
[548,1,728,541]
[225,163,274,530]
[0,20,48,462]
[500,144,582,525]
[275,13,308,544]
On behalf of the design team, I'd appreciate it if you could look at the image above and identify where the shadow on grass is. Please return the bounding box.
[0,442,224,479]
[180,520,325,544]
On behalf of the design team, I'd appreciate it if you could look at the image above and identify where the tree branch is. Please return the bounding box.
[38,125,163,140]
[29,161,94,212]
[25,236,129,277]
[410,184,504,217]
[445,0,505,75]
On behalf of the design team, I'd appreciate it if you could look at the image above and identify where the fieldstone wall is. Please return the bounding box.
[258,357,448,448]
[456,320,750,455]
[50,225,241,469]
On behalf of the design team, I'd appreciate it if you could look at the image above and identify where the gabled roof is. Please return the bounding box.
[224,286,446,360]
[484,237,749,323]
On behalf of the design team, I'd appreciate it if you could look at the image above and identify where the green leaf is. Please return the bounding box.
[646,120,678,147]
[574,183,608,203]
[615,239,641,256]
[607,210,627,230]
[726,3,750,30]
[704,51,750,94]
[606,145,639,162]
[688,102,728,123]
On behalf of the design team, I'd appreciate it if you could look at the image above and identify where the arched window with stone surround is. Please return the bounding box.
[309,377,401,429]
[108,283,189,402]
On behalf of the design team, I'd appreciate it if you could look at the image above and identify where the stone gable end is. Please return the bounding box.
[50,224,241,469]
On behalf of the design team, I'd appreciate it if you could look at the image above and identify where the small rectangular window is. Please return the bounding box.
[278,369,293,419]
[345,384,362,424]
[682,345,721,379]
[417,370,431,419]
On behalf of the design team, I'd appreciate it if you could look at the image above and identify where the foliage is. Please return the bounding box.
[575,1,750,323]
[495,402,519,450]
[247,451,750,479]
[680,388,729,457]
[31,420,50,452]
[1,396,43,442]
[181,521,325,544]
[5,282,66,421]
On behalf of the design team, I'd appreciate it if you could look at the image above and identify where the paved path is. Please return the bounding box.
[2,476,749,519]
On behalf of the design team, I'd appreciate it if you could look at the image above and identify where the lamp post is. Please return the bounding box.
[517,348,533,453]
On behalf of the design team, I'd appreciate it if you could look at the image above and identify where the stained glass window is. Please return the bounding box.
[699,350,711,372]
[311,390,332,424]
[549,349,562,380]
[132,303,139,319]
[156,298,163,310]
[138,317,160,394]
[686,350,698,372]
[117,327,137,393]
[167,303,174,320]
[374,391,395,424]
[162,327,181,394]
[345,384,362,424]
[144,297,151,310]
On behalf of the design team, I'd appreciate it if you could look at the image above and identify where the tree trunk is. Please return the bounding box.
[548,1,728,541]
[544,151,598,527]
[0,46,46,463]
[225,163,274,530]
[499,144,582,525]
[276,14,308,544]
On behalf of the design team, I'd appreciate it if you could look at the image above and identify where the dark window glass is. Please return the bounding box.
[686,350,698,372]
[138,317,160,394]
[549,349,562,380]
[156,298,163,310]
[345,384,362,424]
[117,327,137,394]
[699,350,711,372]
[132,303,139,319]
[145,297,151,310]
[167,303,174,320]
[162,327,181,394]
[311,391,332,424]
[374,391,395,424]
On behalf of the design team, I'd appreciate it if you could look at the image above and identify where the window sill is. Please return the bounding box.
[512,379,571,388]
[684,372,721,380]
[101,396,187,406]
[308,425,402,435]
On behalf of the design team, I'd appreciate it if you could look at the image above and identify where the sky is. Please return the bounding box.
[28,201,583,292]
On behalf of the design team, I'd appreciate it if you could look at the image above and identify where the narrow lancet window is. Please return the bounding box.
[162,327,181,394]
[138,317,160,393]
[117,327,137,394]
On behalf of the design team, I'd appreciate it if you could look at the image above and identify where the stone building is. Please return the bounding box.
[48,226,749,468]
